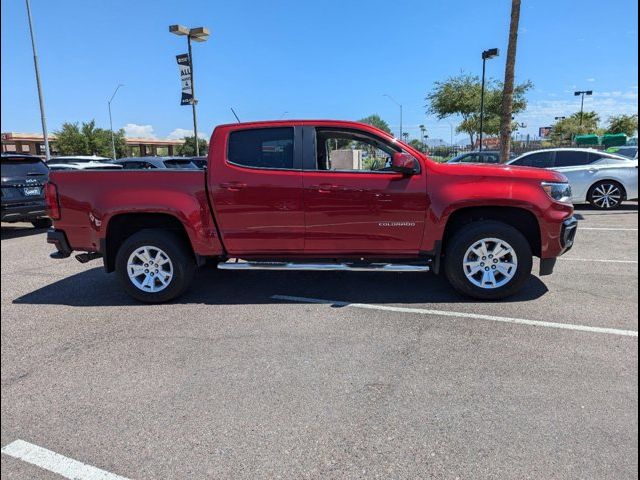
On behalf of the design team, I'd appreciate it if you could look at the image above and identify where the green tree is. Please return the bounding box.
[606,114,638,136]
[409,138,427,152]
[426,73,532,146]
[177,136,208,156]
[54,120,126,157]
[551,112,600,143]
[358,114,392,134]
[53,122,85,155]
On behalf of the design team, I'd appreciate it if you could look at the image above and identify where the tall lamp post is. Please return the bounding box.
[169,24,210,156]
[108,84,124,159]
[574,90,593,126]
[479,48,499,152]
[447,121,454,147]
[25,0,50,161]
[383,94,402,139]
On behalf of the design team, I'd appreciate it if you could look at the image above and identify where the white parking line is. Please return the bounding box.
[560,258,638,264]
[272,295,638,337]
[1,440,129,480]
[580,227,638,231]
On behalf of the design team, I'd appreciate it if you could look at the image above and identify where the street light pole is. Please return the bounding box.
[25,0,50,161]
[108,84,123,160]
[574,90,593,126]
[383,94,402,139]
[479,48,499,152]
[170,24,210,157]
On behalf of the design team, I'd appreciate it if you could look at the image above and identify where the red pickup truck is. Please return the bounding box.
[45,120,577,302]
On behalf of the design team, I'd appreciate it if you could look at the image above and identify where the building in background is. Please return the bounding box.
[1,132,185,157]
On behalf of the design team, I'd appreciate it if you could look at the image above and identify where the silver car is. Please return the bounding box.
[508,148,638,210]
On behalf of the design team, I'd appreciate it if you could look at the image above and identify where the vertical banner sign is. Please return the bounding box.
[176,54,193,106]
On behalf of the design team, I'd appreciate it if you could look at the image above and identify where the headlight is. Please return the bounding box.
[541,182,572,204]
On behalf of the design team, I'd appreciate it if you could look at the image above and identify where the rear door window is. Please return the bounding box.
[555,151,591,167]
[511,152,555,168]
[228,128,295,169]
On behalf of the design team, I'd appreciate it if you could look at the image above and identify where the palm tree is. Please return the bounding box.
[499,0,521,163]
[402,132,409,142]
[419,124,427,152]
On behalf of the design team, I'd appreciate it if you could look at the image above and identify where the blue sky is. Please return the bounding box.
[1,0,638,144]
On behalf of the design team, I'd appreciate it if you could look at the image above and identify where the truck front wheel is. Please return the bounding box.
[444,221,533,300]
[115,229,195,303]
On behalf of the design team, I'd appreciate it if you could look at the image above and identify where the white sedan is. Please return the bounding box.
[508,148,638,210]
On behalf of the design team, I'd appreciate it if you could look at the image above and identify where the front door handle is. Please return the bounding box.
[220,181,247,191]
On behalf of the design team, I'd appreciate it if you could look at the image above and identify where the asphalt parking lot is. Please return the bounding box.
[1,204,638,479]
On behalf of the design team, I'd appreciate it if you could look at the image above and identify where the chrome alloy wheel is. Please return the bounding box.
[127,246,174,293]
[592,183,622,209]
[463,238,518,289]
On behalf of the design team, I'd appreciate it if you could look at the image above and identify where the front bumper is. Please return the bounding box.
[47,228,72,259]
[560,216,578,253]
[539,216,578,276]
[1,202,47,222]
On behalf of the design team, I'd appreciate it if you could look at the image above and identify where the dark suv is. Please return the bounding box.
[1,153,51,228]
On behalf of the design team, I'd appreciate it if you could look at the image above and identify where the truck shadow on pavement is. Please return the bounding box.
[13,266,549,307]
[1,225,48,240]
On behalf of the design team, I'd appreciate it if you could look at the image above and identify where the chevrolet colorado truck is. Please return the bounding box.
[45,120,578,302]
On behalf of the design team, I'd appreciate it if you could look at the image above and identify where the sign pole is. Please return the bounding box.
[187,36,199,156]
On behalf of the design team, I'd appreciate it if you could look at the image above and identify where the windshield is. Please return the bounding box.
[1,159,49,177]
[50,157,108,164]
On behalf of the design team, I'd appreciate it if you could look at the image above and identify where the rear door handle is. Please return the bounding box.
[220,181,247,191]
[312,183,338,193]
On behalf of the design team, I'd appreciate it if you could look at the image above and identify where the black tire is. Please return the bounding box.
[587,180,625,210]
[115,229,196,303]
[31,218,52,229]
[444,221,533,300]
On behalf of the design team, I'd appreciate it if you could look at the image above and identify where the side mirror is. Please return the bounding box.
[391,152,417,175]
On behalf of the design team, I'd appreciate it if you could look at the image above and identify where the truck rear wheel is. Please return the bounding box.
[115,229,195,303]
[444,221,532,300]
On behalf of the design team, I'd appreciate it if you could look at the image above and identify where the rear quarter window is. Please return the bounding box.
[554,151,591,167]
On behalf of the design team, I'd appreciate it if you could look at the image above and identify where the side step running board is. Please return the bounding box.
[217,261,429,272]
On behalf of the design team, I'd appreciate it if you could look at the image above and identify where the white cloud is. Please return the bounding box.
[586,78,596,82]
[518,90,639,128]
[167,128,208,140]
[123,123,156,138]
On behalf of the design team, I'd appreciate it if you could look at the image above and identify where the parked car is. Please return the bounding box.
[46,120,577,303]
[1,153,51,228]
[447,150,513,164]
[48,155,122,171]
[112,156,199,170]
[606,146,638,160]
[508,148,638,209]
[189,156,207,169]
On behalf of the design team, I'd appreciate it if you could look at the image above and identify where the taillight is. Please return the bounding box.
[44,182,61,220]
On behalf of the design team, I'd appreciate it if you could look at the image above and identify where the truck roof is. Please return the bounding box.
[215,119,396,137]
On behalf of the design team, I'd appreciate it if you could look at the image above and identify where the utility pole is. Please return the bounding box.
[25,0,50,161]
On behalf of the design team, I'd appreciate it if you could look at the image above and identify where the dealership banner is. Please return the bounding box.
[176,54,193,106]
